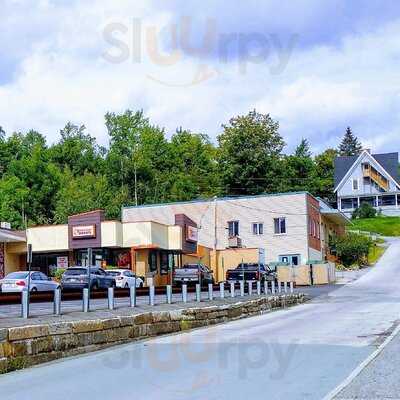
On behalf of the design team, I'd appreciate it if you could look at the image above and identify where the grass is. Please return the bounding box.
[368,244,386,265]
[350,216,400,236]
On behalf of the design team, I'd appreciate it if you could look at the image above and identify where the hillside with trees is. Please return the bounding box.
[0,110,364,229]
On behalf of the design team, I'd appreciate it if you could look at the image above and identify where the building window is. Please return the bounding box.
[148,251,158,273]
[228,221,239,237]
[274,218,286,234]
[352,179,359,191]
[252,223,264,235]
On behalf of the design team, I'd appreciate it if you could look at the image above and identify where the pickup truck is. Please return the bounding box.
[225,263,276,283]
[173,264,214,286]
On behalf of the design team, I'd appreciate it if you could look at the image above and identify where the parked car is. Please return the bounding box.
[0,271,60,293]
[226,263,277,283]
[173,264,214,286]
[106,269,144,288]
[61,266,116,290]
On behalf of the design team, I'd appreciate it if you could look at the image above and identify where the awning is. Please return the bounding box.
[321,210,351,225]
[0,228,26,243]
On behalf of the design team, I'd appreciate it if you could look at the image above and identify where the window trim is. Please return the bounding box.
[274,217,287,235]
[228,220,240,237]
[252,222,264,235]
[352,178,359,191]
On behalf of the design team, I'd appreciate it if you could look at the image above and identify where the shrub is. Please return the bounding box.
[329,233,372,267]
[52,268,66,281]
[352,202,377,219]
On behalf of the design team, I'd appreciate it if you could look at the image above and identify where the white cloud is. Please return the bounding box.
[1,1,400,154]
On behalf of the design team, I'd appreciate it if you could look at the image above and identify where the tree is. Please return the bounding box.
[330,233,372,267]
[218,110,285,195]
[295,138,312,158]
[338,127,363,156]
[314,148,338,200]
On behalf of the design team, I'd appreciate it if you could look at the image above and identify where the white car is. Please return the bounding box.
[0,271,60,292]
[106,269,144,288]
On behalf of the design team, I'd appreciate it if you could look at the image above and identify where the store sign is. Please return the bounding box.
[57,256,68,269]
[72,225,96,239]
[186,225,198,242]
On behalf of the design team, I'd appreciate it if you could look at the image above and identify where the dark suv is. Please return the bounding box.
[61,267,116,290]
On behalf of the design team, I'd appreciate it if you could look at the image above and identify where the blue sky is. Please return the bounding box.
[1,0,400,153]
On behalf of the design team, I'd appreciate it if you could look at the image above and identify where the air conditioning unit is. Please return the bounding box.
[0,222,11,230]
[228,236,242,248]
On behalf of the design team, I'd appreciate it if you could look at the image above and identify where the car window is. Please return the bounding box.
[32,273,41,280]
[98,269,106,275]
[39,272,48,280]
[65,268,87,275]
[106,271,120,277]
[5,272,29,279]
[123,271,131,277]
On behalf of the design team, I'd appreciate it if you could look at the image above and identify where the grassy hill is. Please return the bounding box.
[350,216,400,236]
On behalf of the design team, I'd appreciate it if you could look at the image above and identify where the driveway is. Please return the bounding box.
[0,239,399,400]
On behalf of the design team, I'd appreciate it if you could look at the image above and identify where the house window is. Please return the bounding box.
[252,223,264,235]
[274,218,286,234]
[352,179,359,191]
[228,221,239,237]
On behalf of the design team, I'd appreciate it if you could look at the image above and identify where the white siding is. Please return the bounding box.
[122,193,311,265]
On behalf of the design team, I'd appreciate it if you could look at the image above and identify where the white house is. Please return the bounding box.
[334,150,400,216]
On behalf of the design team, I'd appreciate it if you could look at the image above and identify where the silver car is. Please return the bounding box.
[0,271,60,293]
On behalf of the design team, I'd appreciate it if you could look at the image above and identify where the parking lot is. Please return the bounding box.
[0,284,340,319]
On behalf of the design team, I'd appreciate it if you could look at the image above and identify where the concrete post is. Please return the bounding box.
[220,282,225,299]
[240,281,245,297]
[149,285,155,306]
[230,282,235,298]
[130,285,136,307]
[196,284,201,302]
[264,281,268,295]
[108,287,114,310]
[83,288,89,312]
[284,282,288,293]
[208,283,213,300]
[166,285,172,304]
[290,282,294,294]
[248,281,252,296]
[257,281,261,296]
[271,281,276,294]
[53,288,61,315]
[182,284,188,303]
[278,281,282,293]
[21,288,29,318]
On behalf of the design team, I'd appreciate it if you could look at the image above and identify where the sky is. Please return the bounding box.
[1,0,400,153]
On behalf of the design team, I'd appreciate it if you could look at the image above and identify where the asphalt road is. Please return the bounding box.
[1,239,399,400]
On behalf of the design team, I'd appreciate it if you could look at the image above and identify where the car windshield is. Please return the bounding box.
[5,272,29,279]
[183,265,200,269]
[237,264,263,270]
[64,268,87,276]
[106,271,121,276]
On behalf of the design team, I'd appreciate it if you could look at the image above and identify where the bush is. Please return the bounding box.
[329,233,372,267]
[52,268,66,281]
[352,202,377,219]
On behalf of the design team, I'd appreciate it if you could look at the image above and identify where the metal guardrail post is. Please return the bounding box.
[53,288,61,315]
[130,285,136,307]
[248,281,252,296]
[278,281,282,293]
[208,283,213,300]
[257,281,261,296]
[83,288,89,312]
[284,282,288,293]
[166,285,172,304]
[220,282,225,299]
[264,281,268,295]
[290,282,294,294]
[240,281,244,297]
[108,287,115,310]
[271,281,276,294]
[230,282,235,298]
[195,284,201,302]
[149,285,155,306]
[182,284,188,303]
[21,288,29,318]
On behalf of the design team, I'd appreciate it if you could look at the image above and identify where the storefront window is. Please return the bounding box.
[160,252,169,275]
[148,251,158,273]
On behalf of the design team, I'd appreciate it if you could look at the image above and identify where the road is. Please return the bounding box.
[1,239,399,400]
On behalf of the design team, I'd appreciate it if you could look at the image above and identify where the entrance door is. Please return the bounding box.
[279,254,301,266]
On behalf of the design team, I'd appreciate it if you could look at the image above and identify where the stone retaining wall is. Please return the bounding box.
[0,294,306,374]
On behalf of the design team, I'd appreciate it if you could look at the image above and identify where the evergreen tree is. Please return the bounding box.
[338,127,363,156]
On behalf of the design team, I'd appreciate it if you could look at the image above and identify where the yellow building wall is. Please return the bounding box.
[168,226,181,250]
[4,243,24,274]
[101,221,123,247]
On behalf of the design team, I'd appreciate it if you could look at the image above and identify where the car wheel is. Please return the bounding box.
[124,282,129,289]
[31,287,38,292]
[139,282,143,288]
[91,282,98,290]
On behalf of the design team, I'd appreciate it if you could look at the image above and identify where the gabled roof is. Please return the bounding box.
[334,151,400,190]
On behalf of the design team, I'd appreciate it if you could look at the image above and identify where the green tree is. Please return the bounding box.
[218,110,285,195]
[338,127,363,156]
[314,148,338,200]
